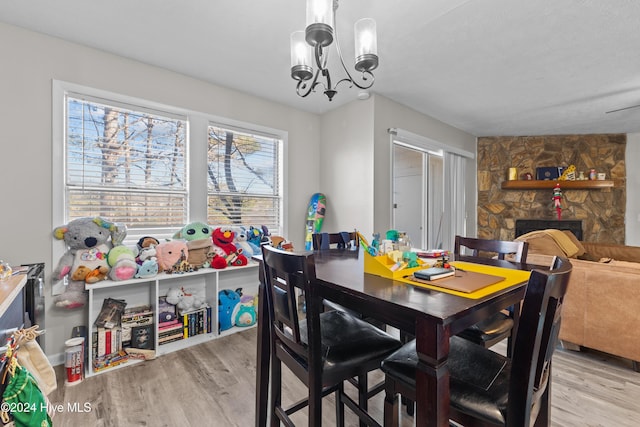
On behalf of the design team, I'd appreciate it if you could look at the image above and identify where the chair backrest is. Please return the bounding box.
[506,256,572,426]
[312,232,359,250]
[261,245,322,372]
[454,235,529,262]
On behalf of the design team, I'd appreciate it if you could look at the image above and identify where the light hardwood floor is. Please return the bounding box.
[48,328,640,426]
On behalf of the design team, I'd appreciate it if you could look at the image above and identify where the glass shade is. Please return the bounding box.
[290,31,313,81]
[354,18,377,57]
[354,18,378,72]
[306,0,333,27]
[290,31,312,68]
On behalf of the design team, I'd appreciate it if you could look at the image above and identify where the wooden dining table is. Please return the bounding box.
[254,249,536,427]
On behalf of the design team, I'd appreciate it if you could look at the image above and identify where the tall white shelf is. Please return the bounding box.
[85,262,259,377]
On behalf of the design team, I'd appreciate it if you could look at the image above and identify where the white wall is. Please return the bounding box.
[0,22,321,358]
[626,133,640,245]
[319,98,375,236]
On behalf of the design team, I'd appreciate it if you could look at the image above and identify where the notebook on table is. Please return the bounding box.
[410,270,505,293]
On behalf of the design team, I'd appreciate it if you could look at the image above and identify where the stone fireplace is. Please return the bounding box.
[477,134,626,244]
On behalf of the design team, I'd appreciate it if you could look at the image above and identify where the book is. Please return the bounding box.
[94,298,127,328]
[97,327,107,357]
[159,324,183,338]
[130,324,154,350]
[413,267,455,281]
[122,304,153,318]
[158,318,180,328]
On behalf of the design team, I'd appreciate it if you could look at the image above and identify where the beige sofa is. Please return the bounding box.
[515,230,640,370]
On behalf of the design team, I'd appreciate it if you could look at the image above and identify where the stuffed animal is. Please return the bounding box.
[270,235,294,252]
[137,236,159,251]
[210,227,248,269]
[135,236,159,265]
[155,240,189,272]
[135,258,159,278]
[173,221,211,241]
[174,222,214,268]
[233,226,260,257]
[234,304,257,327]
[165,287,207,314]
[136,245,157,265]
[107,245,138,281]
[218,288,242,332]
[235,294,257,327]
[261,225,272,245]
[85,266,109,284]
[247,226,263,250]
[52,217,127,309]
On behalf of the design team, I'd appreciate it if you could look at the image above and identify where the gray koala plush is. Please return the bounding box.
[52,217,127,309]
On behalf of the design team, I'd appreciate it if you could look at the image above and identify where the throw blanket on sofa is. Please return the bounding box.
[516,229,581,258]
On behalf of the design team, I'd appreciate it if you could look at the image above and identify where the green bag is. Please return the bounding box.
[2,364,51,427]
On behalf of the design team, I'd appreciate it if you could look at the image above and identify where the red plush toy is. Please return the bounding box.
[210,227,248,269]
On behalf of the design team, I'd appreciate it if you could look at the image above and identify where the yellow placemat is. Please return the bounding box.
[397,261,531,299]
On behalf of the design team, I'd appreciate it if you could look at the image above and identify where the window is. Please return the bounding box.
[207,125,282,232]
[65,95,188,232]
[54,81,285,245]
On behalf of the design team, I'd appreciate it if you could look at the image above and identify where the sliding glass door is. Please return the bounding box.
[392,142,444,250]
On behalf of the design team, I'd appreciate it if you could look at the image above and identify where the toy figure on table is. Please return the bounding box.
[552,183,563,220]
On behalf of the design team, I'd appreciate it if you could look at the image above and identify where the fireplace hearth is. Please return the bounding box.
[515,219,583,240]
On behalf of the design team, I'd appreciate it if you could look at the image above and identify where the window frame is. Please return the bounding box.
[52,80,286,274]
[206,122,283,232]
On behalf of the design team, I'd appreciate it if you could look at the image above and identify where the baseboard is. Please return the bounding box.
[48,351,65,368]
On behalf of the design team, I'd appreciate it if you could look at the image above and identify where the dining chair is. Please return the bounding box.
[453,235,530,353]
[313,231,386,326]
[261,245,401,427]
[312,231,360,250]
[380,257,572,427]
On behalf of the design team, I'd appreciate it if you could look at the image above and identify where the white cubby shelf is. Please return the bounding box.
[85,262,259,377]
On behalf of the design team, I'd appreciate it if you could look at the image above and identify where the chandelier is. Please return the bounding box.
[290,0,378,101]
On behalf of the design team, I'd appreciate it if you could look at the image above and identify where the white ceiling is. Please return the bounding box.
[2,0,640,136]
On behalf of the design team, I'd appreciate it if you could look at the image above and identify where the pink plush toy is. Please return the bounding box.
[155,240,189,272]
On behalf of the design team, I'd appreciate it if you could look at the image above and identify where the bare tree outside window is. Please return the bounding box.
[66,96,188,228]
[207,126,281,232]
[63,92,283,241]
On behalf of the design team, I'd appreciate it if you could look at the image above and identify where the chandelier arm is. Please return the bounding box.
[333,71,375,91]
[332,4,375,91]
[296,68,324,98]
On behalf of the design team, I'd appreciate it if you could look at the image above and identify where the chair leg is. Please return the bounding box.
[357,374,368,427]
[335,382,345,427]
[270,357,282,427]
[401,396,414,416]
[309,377,323,427]
[384,383,400,427]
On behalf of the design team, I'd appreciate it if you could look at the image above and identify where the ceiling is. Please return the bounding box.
[2,0,640,136]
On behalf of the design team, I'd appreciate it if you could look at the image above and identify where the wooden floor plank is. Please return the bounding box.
[47,328,640,426]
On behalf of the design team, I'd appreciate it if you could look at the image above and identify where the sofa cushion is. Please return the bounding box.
[516,229,585,258]
[580,241,640,263]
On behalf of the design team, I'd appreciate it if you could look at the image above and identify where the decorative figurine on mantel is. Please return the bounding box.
[552,183,563,220]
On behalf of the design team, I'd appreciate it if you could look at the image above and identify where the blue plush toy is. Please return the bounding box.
[218,288,242,332]
[247,226,263,250]
[234,304,257,327]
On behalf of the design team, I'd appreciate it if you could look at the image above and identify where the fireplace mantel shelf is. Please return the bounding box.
[501,180,616,190]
